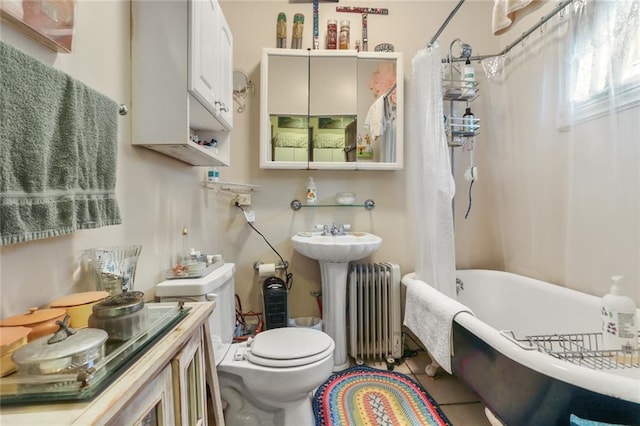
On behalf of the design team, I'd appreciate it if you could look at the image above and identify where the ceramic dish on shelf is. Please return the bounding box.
[0,327,31,377]
[334,192,356,205]
[0,307,67,341]
[49,291,110,329]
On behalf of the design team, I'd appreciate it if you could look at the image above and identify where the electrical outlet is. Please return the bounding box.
[233,193,251,206]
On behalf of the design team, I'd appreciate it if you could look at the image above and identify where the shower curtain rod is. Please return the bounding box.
[428,0,466,47]
[431,0,573,62]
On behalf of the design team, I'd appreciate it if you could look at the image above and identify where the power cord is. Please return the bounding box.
[464,179,474,220]
[234,202,294,290]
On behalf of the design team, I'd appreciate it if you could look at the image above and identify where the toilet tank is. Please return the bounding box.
[155,262,236,365]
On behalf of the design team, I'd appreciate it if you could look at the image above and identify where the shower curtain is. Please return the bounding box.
[477,0,639,299]
[407,44,457,298]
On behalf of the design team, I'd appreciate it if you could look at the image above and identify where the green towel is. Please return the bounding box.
[0,41,122,245]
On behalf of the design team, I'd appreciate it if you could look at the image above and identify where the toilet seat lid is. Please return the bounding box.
[246,328,333,368]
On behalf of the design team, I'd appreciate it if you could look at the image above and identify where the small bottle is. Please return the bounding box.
[291,13,304,49]
[601,276,638,351]
[463,58,476,98]
[463,107,475,135]
[276,12,287,48]
[306,177,317,204]
[339,20,350,50]
[206,168,218,183]
[326,19,337,49]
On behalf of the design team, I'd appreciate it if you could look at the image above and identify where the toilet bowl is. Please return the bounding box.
[155,263,335,426]
[219,327,334,425]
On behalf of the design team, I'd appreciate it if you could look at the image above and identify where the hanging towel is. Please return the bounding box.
[492,0,547,35]
[364,95,386,139]
[403,273,474,374]
[0,41,122,245]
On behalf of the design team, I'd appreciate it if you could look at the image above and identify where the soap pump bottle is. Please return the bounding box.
[463,58,476,97]
[306,177,317,204]
[463,107,475,135]
[601,275,638,351]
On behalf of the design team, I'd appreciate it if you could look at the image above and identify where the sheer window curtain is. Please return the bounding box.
[479,0,639,299]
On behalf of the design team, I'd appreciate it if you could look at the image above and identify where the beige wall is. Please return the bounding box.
[0,0,496,319]
[3,0,635,321]
[218,0,498,317]
[0,0,221,317]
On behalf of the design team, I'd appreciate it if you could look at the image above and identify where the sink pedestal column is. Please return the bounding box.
[319,261,350,371]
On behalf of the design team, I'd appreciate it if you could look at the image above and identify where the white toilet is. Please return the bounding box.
[155,263,335,426]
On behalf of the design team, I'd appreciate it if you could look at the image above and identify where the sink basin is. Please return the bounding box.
[291,231,382,371]
[291,232,382,263]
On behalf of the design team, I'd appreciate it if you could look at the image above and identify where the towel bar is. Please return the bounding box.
[119,104,128,116]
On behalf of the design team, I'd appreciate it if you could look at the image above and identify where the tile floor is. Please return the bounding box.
[362,349,492,426]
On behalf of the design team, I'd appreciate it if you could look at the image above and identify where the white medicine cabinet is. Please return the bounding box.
[132,0,233,166]
[260,48,404,170]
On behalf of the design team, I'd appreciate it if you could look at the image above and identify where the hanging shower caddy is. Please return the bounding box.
[443,39,480,148]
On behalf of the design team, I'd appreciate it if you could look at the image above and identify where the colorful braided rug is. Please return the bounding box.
[313,365,452,426]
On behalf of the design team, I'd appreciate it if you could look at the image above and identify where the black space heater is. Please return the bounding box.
[262,276,288,329]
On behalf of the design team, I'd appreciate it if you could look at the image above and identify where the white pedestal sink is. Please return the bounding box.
[291,231,382,370]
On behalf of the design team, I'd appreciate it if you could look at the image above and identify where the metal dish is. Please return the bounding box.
[12,316,107,375]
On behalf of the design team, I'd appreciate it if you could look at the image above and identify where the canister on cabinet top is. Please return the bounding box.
[88,291,147,341]
[291,13,304,49]
[339,20,350,50]
[326,19,337,49]
[276,12,287,48]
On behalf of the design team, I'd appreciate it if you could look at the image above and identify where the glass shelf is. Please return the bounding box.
[0,303,189,405]
[290,199,375,211]
[201,181,259,193]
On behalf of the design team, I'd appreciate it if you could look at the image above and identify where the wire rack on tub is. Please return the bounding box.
[523,332,639,370]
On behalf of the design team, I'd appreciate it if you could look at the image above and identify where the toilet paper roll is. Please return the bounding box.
[258,263,276,278]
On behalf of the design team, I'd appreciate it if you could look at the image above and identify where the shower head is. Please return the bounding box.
[460,43,472,59]
[448,38,473,61]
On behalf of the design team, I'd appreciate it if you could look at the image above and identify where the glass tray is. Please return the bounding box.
[163,260,224,279]
[0,303,189,405]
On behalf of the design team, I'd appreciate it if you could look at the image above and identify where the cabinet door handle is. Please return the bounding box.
[215,101,228,113]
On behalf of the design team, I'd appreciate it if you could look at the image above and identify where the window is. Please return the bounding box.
[565,0,640,122]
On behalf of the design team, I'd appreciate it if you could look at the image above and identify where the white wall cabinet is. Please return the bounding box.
[132,0,233,167]
[260,48,403,170]
[0,303,224,426]
[189,0,233,130]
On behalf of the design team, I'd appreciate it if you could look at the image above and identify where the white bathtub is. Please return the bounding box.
[402,269,640,425]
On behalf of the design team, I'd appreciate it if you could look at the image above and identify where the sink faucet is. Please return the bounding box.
[322,223,346,236]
